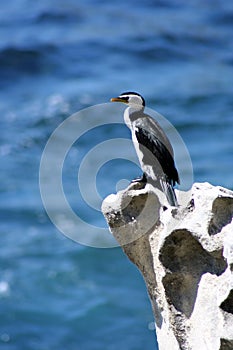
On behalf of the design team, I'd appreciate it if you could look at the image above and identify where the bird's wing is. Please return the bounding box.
[130,111,174,156]
[134,126,180,185]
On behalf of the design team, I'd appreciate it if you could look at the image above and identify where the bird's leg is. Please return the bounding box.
[131,172,147,184]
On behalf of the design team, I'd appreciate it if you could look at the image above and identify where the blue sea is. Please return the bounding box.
[1,1,233,349]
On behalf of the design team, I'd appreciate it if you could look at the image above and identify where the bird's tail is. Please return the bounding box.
[160,179,178,207]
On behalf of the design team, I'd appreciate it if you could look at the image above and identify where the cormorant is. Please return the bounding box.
[111,91,180,206]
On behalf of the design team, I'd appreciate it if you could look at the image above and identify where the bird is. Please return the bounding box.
[110,91,180,206]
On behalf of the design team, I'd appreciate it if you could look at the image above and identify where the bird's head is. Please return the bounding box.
[110,92,145,108]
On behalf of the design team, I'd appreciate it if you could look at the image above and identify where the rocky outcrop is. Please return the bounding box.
[102,182,233,350]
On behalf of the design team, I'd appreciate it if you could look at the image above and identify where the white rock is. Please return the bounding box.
[102,182,233,350]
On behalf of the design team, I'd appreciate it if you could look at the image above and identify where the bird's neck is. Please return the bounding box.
[124,106,145,127]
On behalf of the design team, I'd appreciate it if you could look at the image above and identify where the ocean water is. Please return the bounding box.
[1,0,233,349]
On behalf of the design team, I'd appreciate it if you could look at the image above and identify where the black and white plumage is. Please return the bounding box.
[111,91,180,206]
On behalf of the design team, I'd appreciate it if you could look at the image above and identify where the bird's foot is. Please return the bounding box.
[131,173,147,184]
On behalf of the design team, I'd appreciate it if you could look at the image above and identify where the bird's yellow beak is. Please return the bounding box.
[110,97,127,103]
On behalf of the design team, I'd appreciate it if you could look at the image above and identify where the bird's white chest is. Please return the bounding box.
[131,128,143,162]
[124,108,143,163]
[124,108,157,181]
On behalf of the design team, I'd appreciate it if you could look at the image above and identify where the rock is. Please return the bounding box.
[101,182,233,350]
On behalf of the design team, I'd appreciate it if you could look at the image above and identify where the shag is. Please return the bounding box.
[111,92,180,206]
